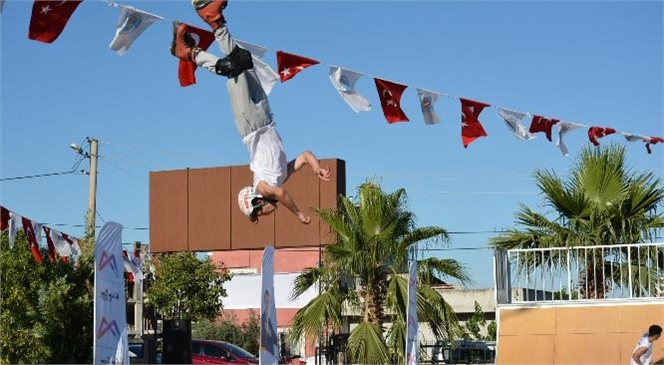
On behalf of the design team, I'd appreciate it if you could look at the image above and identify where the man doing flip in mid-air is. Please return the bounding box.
[170,0,331,224]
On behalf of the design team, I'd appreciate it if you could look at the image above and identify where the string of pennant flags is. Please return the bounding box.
[1,205,82,263]
[4,0,663,156]
[0,205,143,279]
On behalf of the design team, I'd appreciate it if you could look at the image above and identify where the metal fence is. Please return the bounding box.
[495,242,664,303]
[420,340,496,365]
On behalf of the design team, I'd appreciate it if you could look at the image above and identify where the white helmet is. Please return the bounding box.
[237,186,261,217]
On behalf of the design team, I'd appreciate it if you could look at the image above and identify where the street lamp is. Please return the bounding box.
[70,137,99,238]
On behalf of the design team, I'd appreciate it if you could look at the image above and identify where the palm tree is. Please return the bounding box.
[289,181,472,364]
[491,144,664,298]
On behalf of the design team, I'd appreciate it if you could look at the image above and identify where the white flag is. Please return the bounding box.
[557,121,584,156]
[8,212,19,248]
[109,6,161,56]
[70,238,81,257]
[236,40,268,58]
[498,108,535,140]
[416,89,442,125]
[329,66,371,113]
[51,229,73,257]
[236,40,279,95]
[122,251,143,281]
[621,132,647,143]
[32,222,43,246]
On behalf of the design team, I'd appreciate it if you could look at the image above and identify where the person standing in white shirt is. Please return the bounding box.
[170,0,332,225]
[631,324,662,365]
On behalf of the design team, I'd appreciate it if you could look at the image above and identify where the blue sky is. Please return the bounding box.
[1,1,662,288]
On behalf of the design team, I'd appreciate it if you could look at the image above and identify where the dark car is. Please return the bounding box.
[129,342,162,364]
[129,343,145,364]
[432,340,496,364]
[192,339,259,365]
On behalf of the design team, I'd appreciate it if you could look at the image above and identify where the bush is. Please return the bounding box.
[192,310,260,355]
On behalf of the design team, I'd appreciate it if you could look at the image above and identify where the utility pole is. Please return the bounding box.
[86,138,99,238]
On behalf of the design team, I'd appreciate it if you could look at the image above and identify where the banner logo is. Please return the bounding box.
[97,317,121,339]
[98,250,120,277]
[120,13,142,34]
[100,288,120,302]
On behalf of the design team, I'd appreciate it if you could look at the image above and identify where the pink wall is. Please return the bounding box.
[211,247,321,273]
[213,247,323,357]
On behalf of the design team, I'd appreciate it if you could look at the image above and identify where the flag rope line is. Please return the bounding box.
[60,0,661,150]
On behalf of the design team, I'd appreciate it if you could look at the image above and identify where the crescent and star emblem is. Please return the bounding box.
[382,89,396,107]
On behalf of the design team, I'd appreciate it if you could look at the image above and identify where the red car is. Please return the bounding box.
[192,339,259,364]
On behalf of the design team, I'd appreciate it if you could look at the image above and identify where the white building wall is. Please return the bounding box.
[223,273,318,309]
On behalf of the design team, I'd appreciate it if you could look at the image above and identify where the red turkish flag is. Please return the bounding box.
[460,98,490,148]
[587,126,616,146]
[21,217,44,264]
[1,206,9,232]
[276,51,319,82]
[374,78,409,124]
[529,115,560,142]
[28,0,83,43]
[43,226,57,262]
[177,23,215,87]
[646,136,664,154]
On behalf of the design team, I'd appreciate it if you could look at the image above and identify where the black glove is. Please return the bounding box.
[215,46,254,78]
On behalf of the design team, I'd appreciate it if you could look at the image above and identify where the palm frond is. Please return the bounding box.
[288,292,342,344]
[290,267,323,301]
[346,321,391,365]
[419,257,473,286]
[397,226,450,253]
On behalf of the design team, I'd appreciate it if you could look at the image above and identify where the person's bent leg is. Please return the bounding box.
[170,21,221,74]
[192,0,227,31]
[214,24,236,56]
[194,50,221,74]
[212,25,252,78]
[214,25,270,136]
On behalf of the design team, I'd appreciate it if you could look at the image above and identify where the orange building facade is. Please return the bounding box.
[497,302,663,364]
[494,244,664,364]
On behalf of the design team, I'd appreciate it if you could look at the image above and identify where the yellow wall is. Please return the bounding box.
[497,303,664,364]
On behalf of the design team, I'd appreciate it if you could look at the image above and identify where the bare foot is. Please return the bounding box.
[297,212,311,224]
[317,166,331,181]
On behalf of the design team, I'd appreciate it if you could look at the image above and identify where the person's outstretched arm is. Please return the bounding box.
[256,181,310,224]
[631,346,647,365]
[286,150,331,181]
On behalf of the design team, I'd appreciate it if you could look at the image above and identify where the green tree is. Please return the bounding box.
[289,181,471,365]
[491,144,664,298]
[552,287,579,300]
[147,251,232,321]
[191,311,260,355]
[459,301,496,341]
[1,232,95,364]
[486,321,497,341]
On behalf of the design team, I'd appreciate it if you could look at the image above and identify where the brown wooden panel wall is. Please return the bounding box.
[188,167,231,251]
[149,158,346,252]
[496,303,664,364]
[320,159,345,244]
[149,170,188,252]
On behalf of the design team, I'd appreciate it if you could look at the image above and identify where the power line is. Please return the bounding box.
[34,224,506,235]
[44,222,149,231]
[1,145,88,182]
[0,170,81,181]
